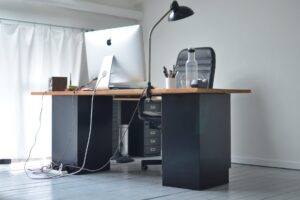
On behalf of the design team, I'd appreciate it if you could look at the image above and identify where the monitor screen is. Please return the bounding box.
[84,25,146,85]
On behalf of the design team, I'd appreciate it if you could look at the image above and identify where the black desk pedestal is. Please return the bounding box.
[52,96,112,173]
[162,94,231,190]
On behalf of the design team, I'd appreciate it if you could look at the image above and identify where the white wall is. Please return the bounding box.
[141,0,300,169]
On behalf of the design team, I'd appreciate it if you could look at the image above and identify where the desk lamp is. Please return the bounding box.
[146,0,194,97]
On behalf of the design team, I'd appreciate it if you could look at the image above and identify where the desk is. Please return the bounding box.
[32,88,251,190]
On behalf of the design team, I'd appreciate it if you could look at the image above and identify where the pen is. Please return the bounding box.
[163,66,168,78]
[169,70,172,78]
[163,66,178,78]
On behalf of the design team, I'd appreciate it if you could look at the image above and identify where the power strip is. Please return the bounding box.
[44,169,68,176]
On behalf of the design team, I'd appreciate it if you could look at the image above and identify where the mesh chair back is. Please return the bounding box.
[175,47,216,88]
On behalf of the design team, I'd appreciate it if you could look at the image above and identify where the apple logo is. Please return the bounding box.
[106,38,112,46]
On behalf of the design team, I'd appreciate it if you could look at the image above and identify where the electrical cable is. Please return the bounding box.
[24,78,102,179]
[24,92,62,179]
[66,78,102,175]
[28,78,100,178]
[24,88,82,179]
[24,74,147,179]
[63,87,147,172]
[49,77,95,166]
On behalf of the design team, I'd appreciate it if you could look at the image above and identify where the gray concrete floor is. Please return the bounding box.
[1,158,300,200]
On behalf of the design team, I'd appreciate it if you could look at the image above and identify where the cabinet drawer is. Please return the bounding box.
[144,129,161,137]
[144,102,161,112]
[144,146,161,155]
[144,137,161,146]
[144,121,161,129]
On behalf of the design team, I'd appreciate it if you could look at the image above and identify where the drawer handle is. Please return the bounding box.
[150,148,157,152]
[150,131,157,135]
[150,139,157,143]
[150,105,157,110]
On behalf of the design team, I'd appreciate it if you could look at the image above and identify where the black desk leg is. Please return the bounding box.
[52,96,113,174]
[162,94,231,190]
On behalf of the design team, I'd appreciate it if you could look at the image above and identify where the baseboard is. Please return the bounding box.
[232,156,300,170]
[0,157,52,164]
[0,159,12,164]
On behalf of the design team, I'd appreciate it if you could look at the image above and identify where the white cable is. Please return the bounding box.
[25,75,146,178]
[58,75,105,176]
[51,84,86,166]
[63,87,147,172]
[24,93,62,179]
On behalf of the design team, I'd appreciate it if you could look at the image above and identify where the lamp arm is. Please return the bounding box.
[148,9,172,88]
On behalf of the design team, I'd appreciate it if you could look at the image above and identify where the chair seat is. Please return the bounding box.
[141,159,162,170]
[143,111,162,117]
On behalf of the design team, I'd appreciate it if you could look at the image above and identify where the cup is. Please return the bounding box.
[165,78,176,89]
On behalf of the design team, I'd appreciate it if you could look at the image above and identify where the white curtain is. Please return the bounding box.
[0,20,86,160]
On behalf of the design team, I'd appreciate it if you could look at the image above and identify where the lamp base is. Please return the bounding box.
[146,82,154,98]
[116,155,134,163]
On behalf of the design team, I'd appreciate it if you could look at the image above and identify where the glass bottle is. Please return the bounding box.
[185,48,198,87]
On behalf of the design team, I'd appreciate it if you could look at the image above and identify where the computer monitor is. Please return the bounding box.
[84,25,146,88]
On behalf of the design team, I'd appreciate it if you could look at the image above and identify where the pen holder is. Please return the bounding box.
[165,78,176,89]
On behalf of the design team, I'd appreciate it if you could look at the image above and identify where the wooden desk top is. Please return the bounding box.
[31,88,251,96]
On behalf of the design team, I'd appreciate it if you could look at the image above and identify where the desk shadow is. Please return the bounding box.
[109,159,162,178]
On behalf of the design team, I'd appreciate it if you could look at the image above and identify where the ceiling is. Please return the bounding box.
[24,0,146,20]
[82,0,144,10]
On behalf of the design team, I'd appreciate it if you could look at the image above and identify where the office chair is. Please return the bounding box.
[138,47,216,170]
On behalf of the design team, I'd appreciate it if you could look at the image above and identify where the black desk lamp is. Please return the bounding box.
[146,0,194,97]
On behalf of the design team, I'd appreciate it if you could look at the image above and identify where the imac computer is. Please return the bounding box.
[84,25,146,89]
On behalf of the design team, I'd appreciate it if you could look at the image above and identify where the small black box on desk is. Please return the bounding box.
[49,77,67,91]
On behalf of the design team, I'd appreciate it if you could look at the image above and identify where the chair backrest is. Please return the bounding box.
[175,47,216,88]
[138,47,216,123]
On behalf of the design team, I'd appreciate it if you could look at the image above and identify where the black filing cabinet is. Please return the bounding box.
[114,100,161,157]
[143,122,161,156]
[129,101,161,157]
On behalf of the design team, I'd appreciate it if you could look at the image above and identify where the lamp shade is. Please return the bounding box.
[168,1,194,21]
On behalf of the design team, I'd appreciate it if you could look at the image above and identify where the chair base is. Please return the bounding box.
[141,159,162,170]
